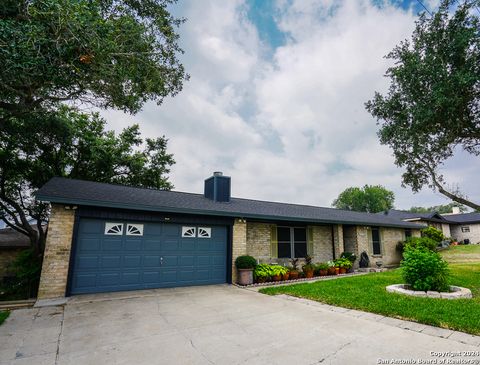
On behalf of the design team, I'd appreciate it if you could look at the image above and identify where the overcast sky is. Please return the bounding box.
[102,0,479,210]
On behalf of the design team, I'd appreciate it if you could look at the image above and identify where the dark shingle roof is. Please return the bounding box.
[380,209,448,223]
[0,227,31,248]
[442,212,480,224]
[35,178,425,229]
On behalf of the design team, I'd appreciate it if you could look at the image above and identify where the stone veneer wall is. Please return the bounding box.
[450,223,480,244]
[310,225,334,262]
[232,219,247,283]
[246,222,271,261]
[37,204,75,299]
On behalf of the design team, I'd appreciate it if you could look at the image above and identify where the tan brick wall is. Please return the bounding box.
[232,218,247,283]
[37,204,75,299]
[332,224,344,260]
[0,248,26,280]
[311,225,334,263]
[246,222,271,261]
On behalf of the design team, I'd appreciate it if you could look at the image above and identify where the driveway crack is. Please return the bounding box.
[54,307,65,365]
[314,340,353,364]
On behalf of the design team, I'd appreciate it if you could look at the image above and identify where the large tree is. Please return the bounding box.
[0,0,187,125]
[332,185,395,213]
[365,0,480,210]
[0,107,175,255]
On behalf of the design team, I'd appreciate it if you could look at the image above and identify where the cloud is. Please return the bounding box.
[101,0,478,210]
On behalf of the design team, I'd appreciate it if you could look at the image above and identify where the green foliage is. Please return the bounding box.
[421,226,445,243]
[332,185,395,213]
[409,203,468,214]
[401,237,439,252]
[302,264,315,272]
[316,263,330,271]
[270,265,289,276]
[235,255,257,269]
[401,247,450,292]
[365,0,480,211]
[0,311,9,326]
[0,249,42,300]
[290,258,300,271]
[253,264,288,279]
[0,0,187,118]
[340,252,357,263]
[334,258,353,269]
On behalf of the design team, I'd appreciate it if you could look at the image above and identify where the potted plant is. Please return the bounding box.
[302,255,315,278]
[254,264,271,283]
[335,258,352,274]
[235,255,257,285]
[340,252,357,273]
[327,260,337,275]
[282,268,290,281]
[289,258,300,280]
[317,263,329,276]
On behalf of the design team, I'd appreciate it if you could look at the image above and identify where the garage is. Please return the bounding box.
[69,218,228,295]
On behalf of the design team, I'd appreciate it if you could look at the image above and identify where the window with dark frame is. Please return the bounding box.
[371,227,381,255]
[277,226,307,259]
[461,226,470,233]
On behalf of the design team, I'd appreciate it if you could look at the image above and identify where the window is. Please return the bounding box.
[126,224,144,236]
[105,222,123,235]
[371,227,381,255]
[277,227,307,258]
[182,226,196,238]
[198,227,211,238]
[405,229,412,239]
[461,226,470,233]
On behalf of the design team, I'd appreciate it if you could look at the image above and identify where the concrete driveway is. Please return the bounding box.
[1,285,480,365]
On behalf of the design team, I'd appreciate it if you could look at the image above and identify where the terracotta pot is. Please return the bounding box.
[272,274,282,282]
[282,272,290,281]
[327,267,336,275]
[237,268,254,285]
[339,267,347,274]
[304,270,314,278]
[319,270,328,276]
[289,271,299,280]
[335,267,340,275]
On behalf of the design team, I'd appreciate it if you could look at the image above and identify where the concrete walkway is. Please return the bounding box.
[1,285,479,365]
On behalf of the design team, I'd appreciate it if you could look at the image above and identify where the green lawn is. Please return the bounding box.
[0,311,9,326]
[260,262,480,335]
[440,244,480,263]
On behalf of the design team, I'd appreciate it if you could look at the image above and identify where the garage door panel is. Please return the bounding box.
[71,220,228,294]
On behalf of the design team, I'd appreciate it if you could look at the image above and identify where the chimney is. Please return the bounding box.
[451,206,460,214]
[204,172,231,202]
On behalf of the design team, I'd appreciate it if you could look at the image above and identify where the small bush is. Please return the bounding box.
[235,255,257,269]
[316,262,329,271]
[421,226,445,243]
[334,258,352,269]
[404,237,438,252]
[401,247,450,292]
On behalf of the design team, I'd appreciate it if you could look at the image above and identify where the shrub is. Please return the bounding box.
[421,226,445,243]
[334,258,352,269]
[270,265,289,276]
[235,255,257,269]
[254,264,272,279]
[401,247,450,292]
[403,237,438,252]
[340,252,357,263]
[316,263,329,271]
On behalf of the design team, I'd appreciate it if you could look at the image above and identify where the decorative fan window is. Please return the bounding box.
[126,223,144,236]
[198,227,211,238]
[105,223,123,235]
[182,226,196,238]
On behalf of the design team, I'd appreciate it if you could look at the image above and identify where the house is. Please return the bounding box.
[34,173,424,300]
[381,209,452,237]
[0,226,31,282]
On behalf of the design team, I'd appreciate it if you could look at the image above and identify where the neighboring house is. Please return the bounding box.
[34,173,424,300]
[443,212,480,244]
[381,209,452,237]
[0,227,30,282]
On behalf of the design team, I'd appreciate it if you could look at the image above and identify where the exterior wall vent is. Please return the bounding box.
[204,172,231,202]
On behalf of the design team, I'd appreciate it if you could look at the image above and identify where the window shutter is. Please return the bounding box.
[307,226,314,256]
[270,225,278,258]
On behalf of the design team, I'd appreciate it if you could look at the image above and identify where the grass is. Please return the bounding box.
[440,244,480,263]
[0,311,10,326]
[260,247,480,335]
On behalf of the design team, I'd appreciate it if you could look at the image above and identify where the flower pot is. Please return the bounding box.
[237,268,254,285]
[319,270,328,276]
[289,271,299,280]
[282,272,290,281]
[272,274,282,281]
[304,270,314,278]
[335,267,340,275]
[339,267,347,274]
[327,267,336,275]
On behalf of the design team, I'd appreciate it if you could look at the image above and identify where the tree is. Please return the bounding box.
[332,185,395,213]
[0,0,187,126]
[365,0,480,210]
[408,203,469,214]
[0,107,175,255]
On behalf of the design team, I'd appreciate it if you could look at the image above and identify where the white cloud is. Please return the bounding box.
[102,0,479,210]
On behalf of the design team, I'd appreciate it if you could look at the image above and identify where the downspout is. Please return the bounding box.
[331,225,336,260]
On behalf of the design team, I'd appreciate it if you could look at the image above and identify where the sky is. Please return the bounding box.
[102,0,479,211]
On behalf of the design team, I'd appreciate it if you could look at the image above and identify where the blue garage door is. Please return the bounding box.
[70,219,228,295]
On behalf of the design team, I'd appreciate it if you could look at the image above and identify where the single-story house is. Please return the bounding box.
[0,226,31,282]
[34,173,424,300]
[383,209,480,245]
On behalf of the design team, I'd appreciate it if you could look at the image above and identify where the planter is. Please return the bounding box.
[319,270,328,276]
[272,274,282,282]
[304,270,314,278]
[237,268,254,285]
[335,267,340,275]
[339,268,347,274]
[282,272,290,281]
[327,267,336,275]
[289,271,299,280]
